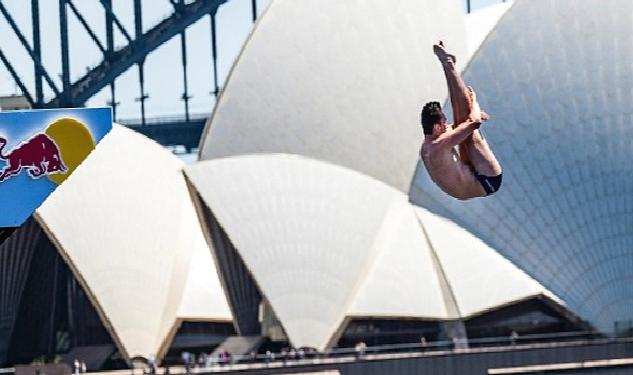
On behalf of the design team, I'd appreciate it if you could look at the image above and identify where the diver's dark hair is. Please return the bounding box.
[421,101,442,135]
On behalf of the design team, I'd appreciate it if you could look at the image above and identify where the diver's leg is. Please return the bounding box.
[467,129,502,177]
[462,90,502,177]
[433,42,472,124]
[434,41,473,164]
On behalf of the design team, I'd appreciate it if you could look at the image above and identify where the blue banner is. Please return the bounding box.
[0,107,112,227]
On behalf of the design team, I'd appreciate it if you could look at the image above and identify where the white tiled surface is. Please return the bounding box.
[464,2,512,58]
[37,126,231,359]
[186,154,558,349]
[349,198,447,319]
[200,0,468,193]
[410,0,633,331]
[186,154,402,350]
[417,208,554,317]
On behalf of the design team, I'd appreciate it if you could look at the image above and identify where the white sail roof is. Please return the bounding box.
[186,153,560,350]
[36,125,231,362]
[416,208,556,317]
[177,233,233,321]
[410,0,633,332]
[186,154,401,350]
[464,1,513,58]
[199,0,468,192]
[348,199,447,319]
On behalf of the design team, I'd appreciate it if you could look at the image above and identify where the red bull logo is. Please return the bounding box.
[0,107,112,228]
[0,133,67,182]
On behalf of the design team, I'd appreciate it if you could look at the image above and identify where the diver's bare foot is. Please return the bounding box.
[433,41,456,65]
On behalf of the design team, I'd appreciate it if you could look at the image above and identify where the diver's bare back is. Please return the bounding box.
[421,135,484,199]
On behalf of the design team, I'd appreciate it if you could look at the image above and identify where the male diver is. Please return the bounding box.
[420,41,502,199]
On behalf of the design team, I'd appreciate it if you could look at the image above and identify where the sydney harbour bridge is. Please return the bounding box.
[0,0,261,152]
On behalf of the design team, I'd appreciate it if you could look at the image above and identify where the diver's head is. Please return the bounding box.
[421,101,446,136]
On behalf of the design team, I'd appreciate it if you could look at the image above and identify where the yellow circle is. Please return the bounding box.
[45,118,95,184]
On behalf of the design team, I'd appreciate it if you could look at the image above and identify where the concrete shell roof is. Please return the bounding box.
[199,0,468,193]
[348,198,447,320]
[464,2,512,58]
[36,125,231,361]
[177,232,233,321]
[410,0,633,331]
[186,154,406,350]
[416,208,558,318]
[185,153,558,350]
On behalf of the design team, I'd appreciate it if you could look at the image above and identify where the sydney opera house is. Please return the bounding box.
[1,0,632,371]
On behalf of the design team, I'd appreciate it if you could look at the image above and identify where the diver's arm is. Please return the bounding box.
[433,118,481,148]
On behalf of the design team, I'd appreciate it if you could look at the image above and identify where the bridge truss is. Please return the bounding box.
[0,0,259,151]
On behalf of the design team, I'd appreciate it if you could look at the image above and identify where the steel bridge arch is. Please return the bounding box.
[46,0,227,108]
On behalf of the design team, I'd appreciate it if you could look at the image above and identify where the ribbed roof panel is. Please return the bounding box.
[199,0,467,192]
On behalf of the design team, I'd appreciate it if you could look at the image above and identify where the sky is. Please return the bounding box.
[0,0,504,121]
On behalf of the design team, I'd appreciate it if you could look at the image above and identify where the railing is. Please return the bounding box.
[117,113,211,127]
[0,331,630,374]
[160,330,624,373]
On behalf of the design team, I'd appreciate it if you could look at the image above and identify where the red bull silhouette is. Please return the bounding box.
[0,133,67,182]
